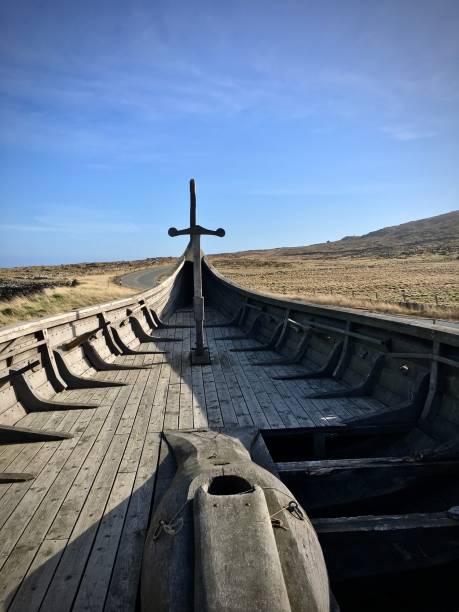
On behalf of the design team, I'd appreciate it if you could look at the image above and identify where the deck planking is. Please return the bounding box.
[0,307,387,611]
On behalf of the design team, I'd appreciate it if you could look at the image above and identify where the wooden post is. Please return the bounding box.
[190,181,205,358]
[168,179,225,365]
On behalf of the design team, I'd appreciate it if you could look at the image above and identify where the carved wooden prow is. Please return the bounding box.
[168,179,225,364]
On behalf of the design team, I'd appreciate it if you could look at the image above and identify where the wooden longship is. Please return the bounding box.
[0,189,458,610]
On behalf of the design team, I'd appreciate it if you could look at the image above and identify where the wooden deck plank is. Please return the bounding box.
[7,539,67,612]
[229,338,286,428]
[0,402,98,536]
[178,314,194,430]
[202,360,224,429]
[148,347,174,433]
[39,433,130,611]
[0,408,77,474]
[233,340,302,428]
[46,371,143,541]
[206,325,239,428]
[191,353,208,430]
[0,400,113,606]
[72,471,136,611]
[163,314,183,431]
[218,335,270,428]
[118,365,162,475]
[217,348,253,427]
[104,430,161,611]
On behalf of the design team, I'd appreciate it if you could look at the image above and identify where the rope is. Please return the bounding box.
[152,499,189,540]
[262,486,305,530]
[151,485,304,540]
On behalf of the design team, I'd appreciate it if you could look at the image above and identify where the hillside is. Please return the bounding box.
[217,210,459,259]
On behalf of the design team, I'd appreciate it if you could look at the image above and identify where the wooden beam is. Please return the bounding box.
[60,322,110,351]
[0,423,73,443]
[287,317,388,347]
[0,339,47,361]
[387,351,459,369]
[312,510,459,534]
[0,472,35,483]
[0,359,40,385]
[276,456,459,476]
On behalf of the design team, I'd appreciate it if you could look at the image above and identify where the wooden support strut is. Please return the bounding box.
[109,325,168,356]
[60,321,111,352]
[254,328,311,367]
[0,423,73,443]
[203,302,246,328]
[272,339,343,381]
[168,178,225,364]
[230,309,290,354]
[53,349,126,389]
[10,367,99,412]
[127,311,175,342]
[149,307,192,330]
[0,472,35,483]
[227,312,264,341]
[40,329,68,392]
[305,353,385,399]
[81,341,154,371]
[229,320,285,353]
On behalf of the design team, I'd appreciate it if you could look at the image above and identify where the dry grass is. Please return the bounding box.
[0,257,177,327]
[209,254,459,321]
[0,257,175,284]
[0,273,138,327]
[1,251,457,326]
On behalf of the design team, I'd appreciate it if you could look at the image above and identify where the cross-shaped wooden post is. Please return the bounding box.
[168,179,225,365]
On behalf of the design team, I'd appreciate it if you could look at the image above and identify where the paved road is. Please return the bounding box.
[119,264,176,290]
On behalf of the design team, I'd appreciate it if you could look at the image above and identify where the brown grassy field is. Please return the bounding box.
[209,254,459,320]
[1,253,457,326]
[1,208,458,326]
[0,258,175,327]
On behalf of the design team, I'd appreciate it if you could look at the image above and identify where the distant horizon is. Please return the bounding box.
[1,2,458,267]
[1,207,457,269]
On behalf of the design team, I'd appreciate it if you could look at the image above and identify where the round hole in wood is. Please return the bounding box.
[208,475,253,496]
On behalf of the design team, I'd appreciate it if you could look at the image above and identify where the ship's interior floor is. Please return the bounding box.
[0,307,449,611]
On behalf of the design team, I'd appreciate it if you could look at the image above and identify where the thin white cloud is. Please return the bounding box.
[0,222,148,234]
[380,125,438,141]
[0,209,158,234]
[0,1,457,161]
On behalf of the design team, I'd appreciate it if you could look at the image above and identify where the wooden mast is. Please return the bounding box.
[168,178,225,364]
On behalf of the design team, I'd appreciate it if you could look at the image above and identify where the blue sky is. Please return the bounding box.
[0,0,458,266]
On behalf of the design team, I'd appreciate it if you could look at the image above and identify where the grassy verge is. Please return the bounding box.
[0,257,177,327]
[275,292,458,320]
[1,253,457,326]
[0,273,139,326]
